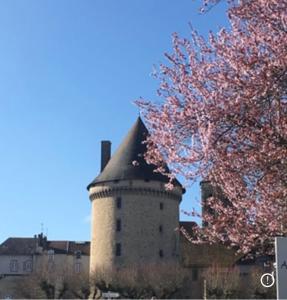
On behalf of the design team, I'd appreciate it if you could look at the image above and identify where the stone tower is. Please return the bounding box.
[200,180,231,228]
[87,117,184,274]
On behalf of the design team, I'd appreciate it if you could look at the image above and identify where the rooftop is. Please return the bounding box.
[0,235,90,255]
[87,117,182,189]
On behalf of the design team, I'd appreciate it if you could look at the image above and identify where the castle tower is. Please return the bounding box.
[87,117,184,274]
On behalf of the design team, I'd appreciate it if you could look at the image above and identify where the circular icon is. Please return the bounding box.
[260,272,275,288]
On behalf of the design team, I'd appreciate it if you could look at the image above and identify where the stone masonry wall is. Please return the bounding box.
[89,179,182,274]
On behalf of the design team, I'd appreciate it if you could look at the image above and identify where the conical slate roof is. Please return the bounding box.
[87,117,182,190]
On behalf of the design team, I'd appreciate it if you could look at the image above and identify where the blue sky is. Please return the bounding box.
[0,0,229,243]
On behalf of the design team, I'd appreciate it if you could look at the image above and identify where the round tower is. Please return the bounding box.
[87,117,184,274]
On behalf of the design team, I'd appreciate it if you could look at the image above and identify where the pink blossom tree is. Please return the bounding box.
[137,0,287,254]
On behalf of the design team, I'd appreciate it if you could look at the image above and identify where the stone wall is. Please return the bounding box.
[89,179,182,273]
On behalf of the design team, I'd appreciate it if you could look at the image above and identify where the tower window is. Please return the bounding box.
[116,243,121,256]
[159,249,164,258]
[116,219,121,232]
[159,225,163,233]
[116,197,122,209]
[160,202,164,210]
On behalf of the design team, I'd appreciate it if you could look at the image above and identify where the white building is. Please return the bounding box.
[0,234,90,298]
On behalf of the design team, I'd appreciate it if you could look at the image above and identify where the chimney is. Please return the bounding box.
[101,140,111,171]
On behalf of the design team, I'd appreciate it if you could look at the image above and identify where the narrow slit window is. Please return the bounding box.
[116,219,121,232]
[160,202,164,210]
[159,249,164,258]
[116,197,122,209]
[116,243,121,256]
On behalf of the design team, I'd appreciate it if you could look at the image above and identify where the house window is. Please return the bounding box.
[47,249,55,262]
[48,262,55,272]
[159,225,163,233]
[192,268,198,281]
[10,260,19,272]
[159,250,164,258]
[23,260,33,272]
[116,219,121,232]
[75,250,82,259]
[116,243,121,256]
[116,197,122,209]
[74,262,81,273]
[160,202,164,210]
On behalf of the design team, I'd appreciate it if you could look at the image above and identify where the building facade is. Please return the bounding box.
[0,234,90,298]
[0,234,90,278]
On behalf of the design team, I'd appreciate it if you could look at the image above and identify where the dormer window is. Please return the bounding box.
[75,250,82,259]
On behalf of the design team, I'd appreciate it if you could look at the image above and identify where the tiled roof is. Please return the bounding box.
[0,236,90,256]
[0,238,36,255]
[68,241,90,255]
[47,241,69,254]
[48,241,90,255]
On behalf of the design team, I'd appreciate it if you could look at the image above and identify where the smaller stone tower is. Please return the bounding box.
[87,117,184,274]
[200,180,231,227]
[200,181,213,227]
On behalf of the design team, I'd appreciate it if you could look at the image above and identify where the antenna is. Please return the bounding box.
[41,223,44,234]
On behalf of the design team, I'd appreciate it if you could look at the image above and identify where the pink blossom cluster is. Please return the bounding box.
[137,0,287,254]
